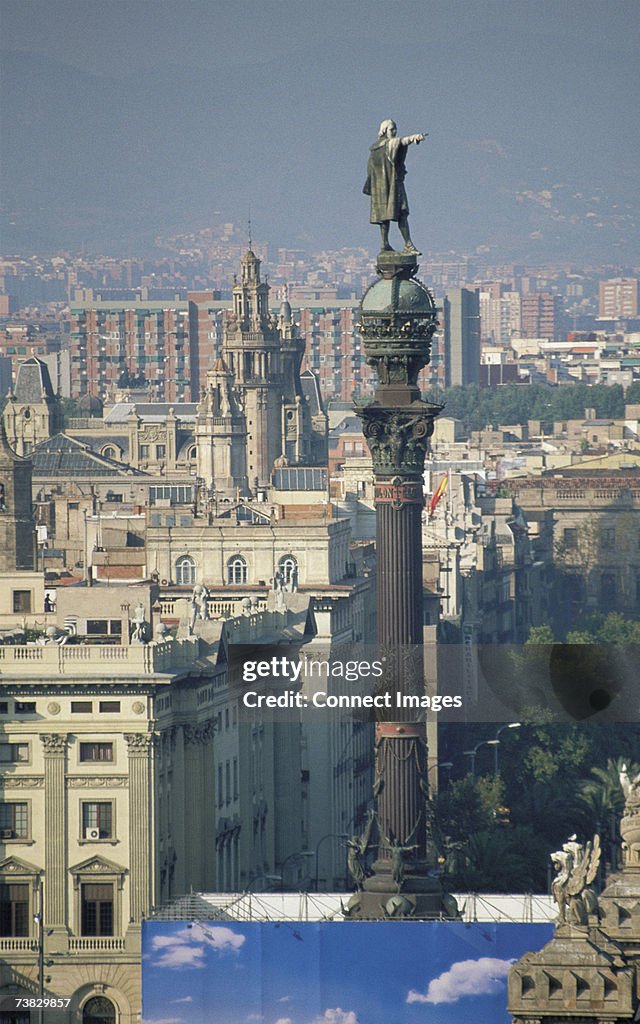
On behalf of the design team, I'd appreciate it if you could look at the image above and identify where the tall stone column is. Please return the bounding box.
[125,733,153,922]
[40,734,68,946]
[346,252,454,919]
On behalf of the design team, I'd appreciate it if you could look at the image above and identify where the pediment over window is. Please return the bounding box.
[70,855,127,879]
[0,855,40,876]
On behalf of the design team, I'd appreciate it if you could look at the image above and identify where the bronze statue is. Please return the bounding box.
[363,119,427,254]
[346,810,375,890]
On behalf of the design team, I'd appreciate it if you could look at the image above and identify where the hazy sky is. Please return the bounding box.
[2,1,639,258]
[142,920,554,1024]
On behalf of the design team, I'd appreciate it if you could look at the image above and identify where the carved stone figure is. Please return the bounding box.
[620,763,640,811]
[189,584,209,632]
[131,602,146,643]
[363,119,427,254]
[551,833,601,925]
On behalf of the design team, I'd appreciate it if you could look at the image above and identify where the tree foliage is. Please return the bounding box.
[426,382,627,432]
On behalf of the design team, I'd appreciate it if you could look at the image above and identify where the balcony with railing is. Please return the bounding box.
[0,637,199,678]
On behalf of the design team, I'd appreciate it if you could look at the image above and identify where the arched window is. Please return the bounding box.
[227,555,247,585]
[187,446,197,461]
[82,996,116,1024]
[101,445,117,461]
[278,555,298,588]
[175,555,196,586]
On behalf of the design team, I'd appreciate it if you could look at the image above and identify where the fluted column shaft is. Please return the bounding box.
[125,733,153,922]
[41,734,67,925]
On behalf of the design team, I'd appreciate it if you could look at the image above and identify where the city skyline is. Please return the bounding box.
[1,1,639,260]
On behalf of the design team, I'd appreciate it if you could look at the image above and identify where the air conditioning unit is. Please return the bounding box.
[1,829,14,839]
[85,827,100,841]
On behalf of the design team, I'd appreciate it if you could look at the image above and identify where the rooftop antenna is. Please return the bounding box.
[247,208,252,251]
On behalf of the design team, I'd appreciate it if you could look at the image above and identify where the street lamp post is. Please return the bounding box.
[494,723,522,773]
[427,761,453,796]
[463,740,499,778]
[279,851,314,891]
[314,833,348,892]
[34,877,44,1024]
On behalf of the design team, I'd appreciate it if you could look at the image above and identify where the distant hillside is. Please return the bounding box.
[1,26,638,258]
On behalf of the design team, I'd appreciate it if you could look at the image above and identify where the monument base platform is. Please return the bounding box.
[342,862,459,920]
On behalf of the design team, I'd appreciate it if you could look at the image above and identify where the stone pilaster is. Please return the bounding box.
[183,725,203,889]
[40,734,67,929]
[124,733,153,922]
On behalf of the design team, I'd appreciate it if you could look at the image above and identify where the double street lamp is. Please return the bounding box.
[464,723,522,777]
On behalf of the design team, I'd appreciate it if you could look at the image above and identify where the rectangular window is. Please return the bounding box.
[86,620,108,635]
[81,883,113,936]
[99,701,120,713]
[225,761,231,804]
[14,702,36,715]
[79,743,113,763]
[71,701,93,713]
[140,445,150,459]
[233,758,238,800]
[0,703,7,715]
[601,527,616,549]
[0,744,29,763]
[156,444,166,459]
[0,802,28,839]
[217,764,223,807]
[82,802,113,839]
[563,528,578,549]
[0,883,29,936]
[12,591,31,613]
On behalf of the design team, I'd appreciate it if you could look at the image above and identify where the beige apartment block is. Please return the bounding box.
[0,636,198,1024]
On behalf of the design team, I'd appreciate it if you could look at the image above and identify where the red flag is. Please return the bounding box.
[428,475,448,517]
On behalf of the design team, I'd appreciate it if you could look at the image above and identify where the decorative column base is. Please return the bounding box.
[343,884,448,921]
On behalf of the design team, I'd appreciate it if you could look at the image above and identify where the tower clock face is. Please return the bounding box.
[23,407,31,419]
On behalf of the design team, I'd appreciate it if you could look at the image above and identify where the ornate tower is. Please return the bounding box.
[3,356,63,455]
[0,418,35,571]
[345,249,450,919]
[195,357,248,498]
[218,252,327,493]
[222,251,286,490]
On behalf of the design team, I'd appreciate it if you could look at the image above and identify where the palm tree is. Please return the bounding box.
[578,757,640,868]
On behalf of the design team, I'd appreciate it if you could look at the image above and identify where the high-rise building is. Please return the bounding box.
[443,287,481,387]
[479,286,521,343]
[520,290,564,341]
[68,293,228,404]
[69,301,193,402]
[599,277,639,319]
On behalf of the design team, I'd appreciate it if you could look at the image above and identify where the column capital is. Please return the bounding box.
[124,732,154,755]
[40,733,67,756]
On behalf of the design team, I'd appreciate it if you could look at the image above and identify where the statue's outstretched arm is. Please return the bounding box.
[400,133,428,146]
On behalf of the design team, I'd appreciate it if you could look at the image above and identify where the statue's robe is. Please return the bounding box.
[363,136,409,224]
